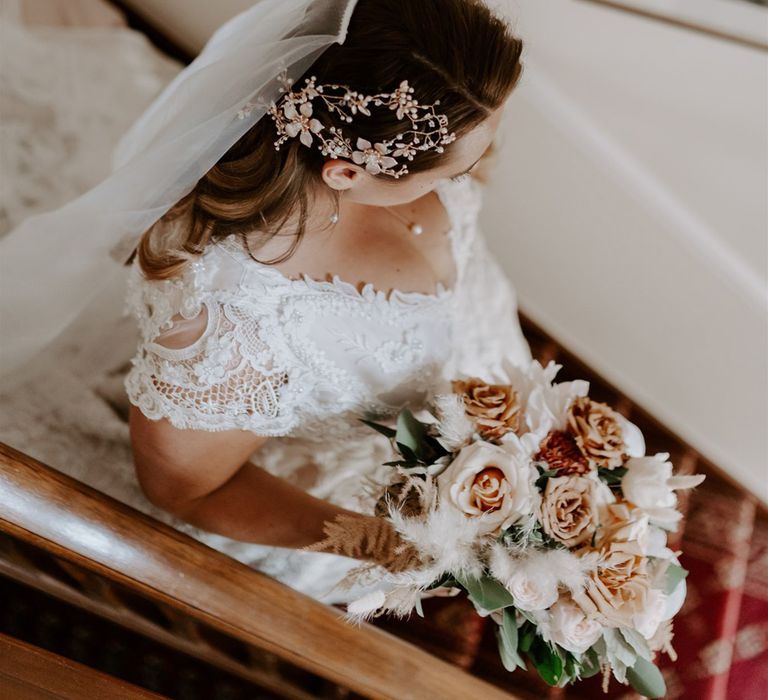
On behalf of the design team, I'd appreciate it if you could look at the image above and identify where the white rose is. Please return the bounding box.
[548,599,603,654]
[623,453,705,529]
[438,440,536,535]
[505,570,559,612]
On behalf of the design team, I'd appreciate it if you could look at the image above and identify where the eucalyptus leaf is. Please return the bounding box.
[496,627,522,673]
[396,409,428,455]
[499,608,526,670]
[426,572,459,590]
[455,573,515,613]
[564,652,577,678]
[358,417,396,438]
[664,563,689,595]
[620,628,652,662]
[626,657,666,699]
[577,648,601,679]
[604,627,637,668]
[395,409,449,464]
[395,441,420,463]
[518,622,536,653]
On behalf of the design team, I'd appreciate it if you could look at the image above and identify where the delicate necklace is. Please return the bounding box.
[382,206,424,236]
[328,204,424,236]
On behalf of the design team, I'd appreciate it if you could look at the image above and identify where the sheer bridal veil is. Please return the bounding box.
[0,0,360,391]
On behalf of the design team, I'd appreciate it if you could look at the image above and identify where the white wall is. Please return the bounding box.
[482,0,767,499]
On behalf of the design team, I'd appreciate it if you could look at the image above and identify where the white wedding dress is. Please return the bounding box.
[0,2,532,604]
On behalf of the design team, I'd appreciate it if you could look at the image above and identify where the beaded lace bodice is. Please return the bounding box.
[123,175,532,445]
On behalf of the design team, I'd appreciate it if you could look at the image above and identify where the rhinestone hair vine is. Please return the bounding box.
[238,73,457,178]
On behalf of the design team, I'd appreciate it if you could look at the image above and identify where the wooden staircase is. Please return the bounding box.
[0,439,519,700]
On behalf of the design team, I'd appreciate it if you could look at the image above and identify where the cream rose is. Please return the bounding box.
[539,476,604,548]
[438,441,536,535]
[548,599,603,654]
[504,570,559,612]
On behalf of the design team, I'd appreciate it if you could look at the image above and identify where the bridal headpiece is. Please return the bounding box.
[242,74,457,178]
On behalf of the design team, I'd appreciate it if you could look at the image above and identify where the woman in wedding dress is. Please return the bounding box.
[0,0,533,605]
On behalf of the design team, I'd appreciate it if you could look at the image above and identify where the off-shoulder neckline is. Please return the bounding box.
[213,177,470,306]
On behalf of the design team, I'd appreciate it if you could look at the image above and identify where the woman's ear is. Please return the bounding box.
[321,159,363,191]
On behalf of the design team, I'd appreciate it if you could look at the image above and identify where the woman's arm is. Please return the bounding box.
[128,404,367,549]
[170,459,358,548]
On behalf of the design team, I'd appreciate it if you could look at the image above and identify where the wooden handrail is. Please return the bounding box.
[0,442,519,700]
[0,632,167,699]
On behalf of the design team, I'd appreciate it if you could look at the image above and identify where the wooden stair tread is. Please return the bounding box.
[0,631,167,699]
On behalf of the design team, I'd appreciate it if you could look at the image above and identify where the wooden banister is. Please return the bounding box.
[0,632,166,699]
[0,442,520,700]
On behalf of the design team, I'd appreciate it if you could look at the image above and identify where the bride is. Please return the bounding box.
[0,0,532,604]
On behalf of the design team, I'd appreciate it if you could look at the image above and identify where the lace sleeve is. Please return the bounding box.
[124,286,301,436]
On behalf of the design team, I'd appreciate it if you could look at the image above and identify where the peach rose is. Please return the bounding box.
[567,396,626,470]
[572,544,652,628]
[438,441,536,536]
[539,475,615,548]
[452,377,521,441]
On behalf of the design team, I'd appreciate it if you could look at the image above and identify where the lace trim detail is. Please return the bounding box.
[123,175,486,436]
[124,265,305,434]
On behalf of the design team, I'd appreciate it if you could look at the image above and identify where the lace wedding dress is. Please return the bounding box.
[0,3,532,605]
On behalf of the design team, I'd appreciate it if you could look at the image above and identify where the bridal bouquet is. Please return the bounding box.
[341,359,704,698]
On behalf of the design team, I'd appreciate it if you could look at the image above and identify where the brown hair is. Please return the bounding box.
[133,0,524,280]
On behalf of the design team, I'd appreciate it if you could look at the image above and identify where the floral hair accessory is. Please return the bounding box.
[245,75,457,178]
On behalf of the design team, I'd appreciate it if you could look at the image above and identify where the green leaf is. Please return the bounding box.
[564,652,577,678]
[396,409,428,454]
[455,573,515,613]
[528,638,563,686]
[598,466,628,487]
[425,572,459,590]
[535,467,560,490]
[664,563,689,595]
[395,441,420,463]
[577,648,601,679]
[626,657,666,699]
[620,627,652,661]
[358,417,396,438]
[499,608,526,670]
[518,622,536,653]
[394,409,449,464]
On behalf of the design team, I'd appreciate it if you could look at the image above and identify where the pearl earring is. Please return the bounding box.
[329,212,339,224]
